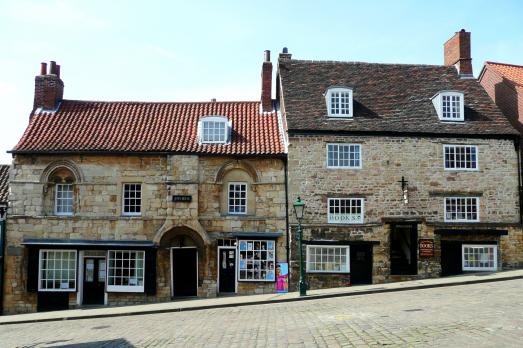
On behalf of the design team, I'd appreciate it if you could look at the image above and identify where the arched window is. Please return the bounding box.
[48,167,76,216]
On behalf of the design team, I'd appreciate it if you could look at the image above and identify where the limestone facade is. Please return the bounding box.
[287,134,523,290]
[3,154,286,314]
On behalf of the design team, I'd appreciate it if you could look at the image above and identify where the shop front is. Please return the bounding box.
[435,229,506,276]
[22,239,156,312]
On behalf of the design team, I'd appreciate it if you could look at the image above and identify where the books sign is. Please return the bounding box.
[172,195,192,202]
[419,238,434,257]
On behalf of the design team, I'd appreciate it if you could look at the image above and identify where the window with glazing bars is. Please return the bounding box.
[444,145,478,170]
[123,183,141,215]
[228,182,247,214]
[444,197,479,222]
[55,184,73,215]
[327,144,361,168]
[442,94,462,120]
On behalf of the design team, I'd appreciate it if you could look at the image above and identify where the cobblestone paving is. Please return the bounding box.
[1,279,523,347]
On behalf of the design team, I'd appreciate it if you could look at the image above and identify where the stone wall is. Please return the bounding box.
[3,154,286,314]
[287,134,522,290]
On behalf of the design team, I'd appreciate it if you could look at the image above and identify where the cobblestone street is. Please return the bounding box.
[1,279,522,347]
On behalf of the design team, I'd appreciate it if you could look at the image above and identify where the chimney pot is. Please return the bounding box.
[56,64,61,78]
[40,62,47,75]
[211,98,216,102]
[49,61,57,75]
[264,50,270,62]
[283,47,288,54]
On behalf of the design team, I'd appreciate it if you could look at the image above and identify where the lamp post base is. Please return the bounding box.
[299,280,307,296]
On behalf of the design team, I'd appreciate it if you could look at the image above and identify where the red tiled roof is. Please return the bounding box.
[12,101,285,156]
[486,61,523,87]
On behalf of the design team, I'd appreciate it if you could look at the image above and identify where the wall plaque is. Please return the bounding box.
[419,238,434,257]
[172,195,192,202]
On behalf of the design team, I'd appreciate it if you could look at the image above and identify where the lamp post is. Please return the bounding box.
[293,196,306,296]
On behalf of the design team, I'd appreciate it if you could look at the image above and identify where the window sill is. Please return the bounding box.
[106,286,144,293]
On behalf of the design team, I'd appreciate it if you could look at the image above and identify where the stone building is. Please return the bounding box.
[276,30,523,290]
[3,56,287,313]
[479,61,523,133]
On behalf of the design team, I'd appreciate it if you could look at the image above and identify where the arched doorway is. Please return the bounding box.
[158,226,206,298]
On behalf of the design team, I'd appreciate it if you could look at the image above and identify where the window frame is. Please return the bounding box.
[462,244,497,271]
[326,143,362,169]
[433,91,465,122]
[227,181,247,215]
[54,183,74,216]
[198,116,231,144]
[306,245,350,274]
[327,198,364,224]
[443,145,479,171]
[444,197,480,222]
[238,239,276,282]
[122,183,142,217]
[38,249,77,292]
[325,87,353,118]
[106,250,145,293]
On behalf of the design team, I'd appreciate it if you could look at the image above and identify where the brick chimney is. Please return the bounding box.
[34,60,64,110]
[444,29,473,77]
[261,50,272,112]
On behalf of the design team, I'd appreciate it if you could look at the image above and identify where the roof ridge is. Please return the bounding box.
[486,61,523,69]
[282,59,449,68]
[61,99,262,105]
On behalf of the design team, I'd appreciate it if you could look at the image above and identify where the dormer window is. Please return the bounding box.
[326,87,353,117]
[432,91,465,121]
[198,116,231,144]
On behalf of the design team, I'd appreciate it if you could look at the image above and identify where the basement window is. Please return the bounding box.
[432,91,465,121]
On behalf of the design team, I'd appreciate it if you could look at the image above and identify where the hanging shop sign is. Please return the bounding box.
[172,195,192,202]
[419,239,435,257]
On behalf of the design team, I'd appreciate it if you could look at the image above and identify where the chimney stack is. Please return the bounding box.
[444,29,473,77]
[34,60,64,110]
[279,47,292,60]
[261,50,272,112]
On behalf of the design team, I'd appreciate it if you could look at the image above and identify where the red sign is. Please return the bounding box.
[419,239,434,257]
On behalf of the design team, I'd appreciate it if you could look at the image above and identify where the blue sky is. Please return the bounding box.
[1,0,522,164]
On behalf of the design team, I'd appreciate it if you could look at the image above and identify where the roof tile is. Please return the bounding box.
[486,61,523,87]
[12,101,285,156]
[279,60,518,136]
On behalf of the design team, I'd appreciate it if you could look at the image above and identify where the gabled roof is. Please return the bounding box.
[11,101,285,156]
[0,165,9,203]
[278,59,518,136]
[484,61,523,87]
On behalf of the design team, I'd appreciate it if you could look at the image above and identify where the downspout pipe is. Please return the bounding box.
[284,159,290,263]
[0,208,6,315]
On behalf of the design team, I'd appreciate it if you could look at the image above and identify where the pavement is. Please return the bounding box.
[1,269,522,325]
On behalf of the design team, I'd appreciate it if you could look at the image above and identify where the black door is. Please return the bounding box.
[441,241,463,276]
[390,224,418,275]
[172,248,198,297]
[350,244,373,285]
[83,258,106,305]
[219,248,236,293]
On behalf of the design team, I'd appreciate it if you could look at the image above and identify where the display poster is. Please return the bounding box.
[275,262,289,293]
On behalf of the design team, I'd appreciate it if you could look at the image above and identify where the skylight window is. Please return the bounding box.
[326,87,353,117]
[198,116,231,144]
[432,91,465,122]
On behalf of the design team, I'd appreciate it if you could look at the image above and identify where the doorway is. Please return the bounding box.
[171,247,198,297]
[441,241,463,276]
[350,244,373,285]
[82,257,106,305]
[218,247,236,293]
[390,224,418,275]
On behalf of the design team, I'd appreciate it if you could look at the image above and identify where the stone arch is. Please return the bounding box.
[40,160,83,183]
[153,220,211,246]
[215,160,259,184]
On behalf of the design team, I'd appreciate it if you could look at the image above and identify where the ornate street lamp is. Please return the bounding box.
[293,196,306,296]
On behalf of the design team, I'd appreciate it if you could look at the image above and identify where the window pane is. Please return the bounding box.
[228,183,247,214]
[328,198,363,223]
[123,184,142,215]
[39,250,77,291]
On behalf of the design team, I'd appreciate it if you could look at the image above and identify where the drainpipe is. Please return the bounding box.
[0,207,6,315]
[517,138,522,224]
[284,159,290,263]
